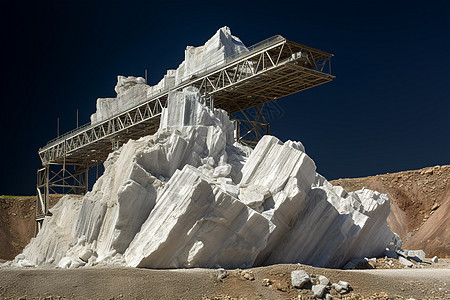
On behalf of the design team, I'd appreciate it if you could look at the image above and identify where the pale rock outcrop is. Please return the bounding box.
[265,174,394,268]
[171,25,247,86]
[91,75,150,124]
[125,165,272,268]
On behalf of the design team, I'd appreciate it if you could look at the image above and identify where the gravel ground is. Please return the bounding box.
[0,262,448,299]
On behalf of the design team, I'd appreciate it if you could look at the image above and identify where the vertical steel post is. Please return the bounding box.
[45,165,49,216]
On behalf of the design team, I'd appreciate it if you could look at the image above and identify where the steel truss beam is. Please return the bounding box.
[233,104,271,146]
[38,36,333,167]
[39,97,166,166]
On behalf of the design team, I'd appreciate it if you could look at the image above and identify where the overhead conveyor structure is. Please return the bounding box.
[36,34,335,232]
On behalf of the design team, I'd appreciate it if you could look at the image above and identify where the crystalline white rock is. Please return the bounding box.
[58,257,72,269]
[125,165,272,268]
[291,270,310,288]
[265,174,394,268]
[13,27,396,270]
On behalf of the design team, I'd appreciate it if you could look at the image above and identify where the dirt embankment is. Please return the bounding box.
[0,195,62,260]
[331,165,450,258]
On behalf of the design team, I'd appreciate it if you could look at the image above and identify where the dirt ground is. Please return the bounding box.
[0,261,448,299]
[0,195,63,260]
[331,165,450,258]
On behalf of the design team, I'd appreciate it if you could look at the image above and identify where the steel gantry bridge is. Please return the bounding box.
[35,34,335,231]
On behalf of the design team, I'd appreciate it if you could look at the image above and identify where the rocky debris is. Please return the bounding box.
[343,258,370,270]
[290,270,353,299]
[341,247,443,270]
[432,256,439,263]
[331,280,350,294]
[291,270,310,288]
[274,280,289,292]
[79,248,93,263]
[341,242,436,270]
[216,268,227,281]
[11,29,396,270]
[398,256,414,267]
[262,278,272,286]
[57,257,71,269]
[312,284,327,298]
[431,202,440,211]
[239,270,255,281]
[317,275,330,286]
[405,249,426,262]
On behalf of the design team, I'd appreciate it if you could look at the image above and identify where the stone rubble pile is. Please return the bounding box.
[290,270,351,299]
[343,247,436,269]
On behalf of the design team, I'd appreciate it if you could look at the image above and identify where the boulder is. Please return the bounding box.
[291,270,310,288]
[318,275,330,286]
[58,257,72,269]
[398,256,414,267]
[312,284,327,298]
[332,281,350,294]
[406,250,426,261]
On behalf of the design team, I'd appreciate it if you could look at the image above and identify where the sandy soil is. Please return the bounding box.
[0,195,64,260]
[0,262,448,299]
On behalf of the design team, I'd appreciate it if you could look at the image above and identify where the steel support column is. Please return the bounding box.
[35,163,90,235]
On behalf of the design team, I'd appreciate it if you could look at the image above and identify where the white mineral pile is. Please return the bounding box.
[10,86,395,269]
[90,26,247,124]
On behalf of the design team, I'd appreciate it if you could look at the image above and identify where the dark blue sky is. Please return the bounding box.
[1,0,449,195]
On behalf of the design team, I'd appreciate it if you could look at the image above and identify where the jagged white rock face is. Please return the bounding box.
[8,86,395,270]
[91,75,150,124]
[90,26,247,124]
[265,174,394,268]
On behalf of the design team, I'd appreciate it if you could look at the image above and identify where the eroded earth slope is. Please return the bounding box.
[331,165,449,258]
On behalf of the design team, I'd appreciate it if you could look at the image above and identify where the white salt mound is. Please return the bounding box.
[7,27,395,270]
[12,86,394,269]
